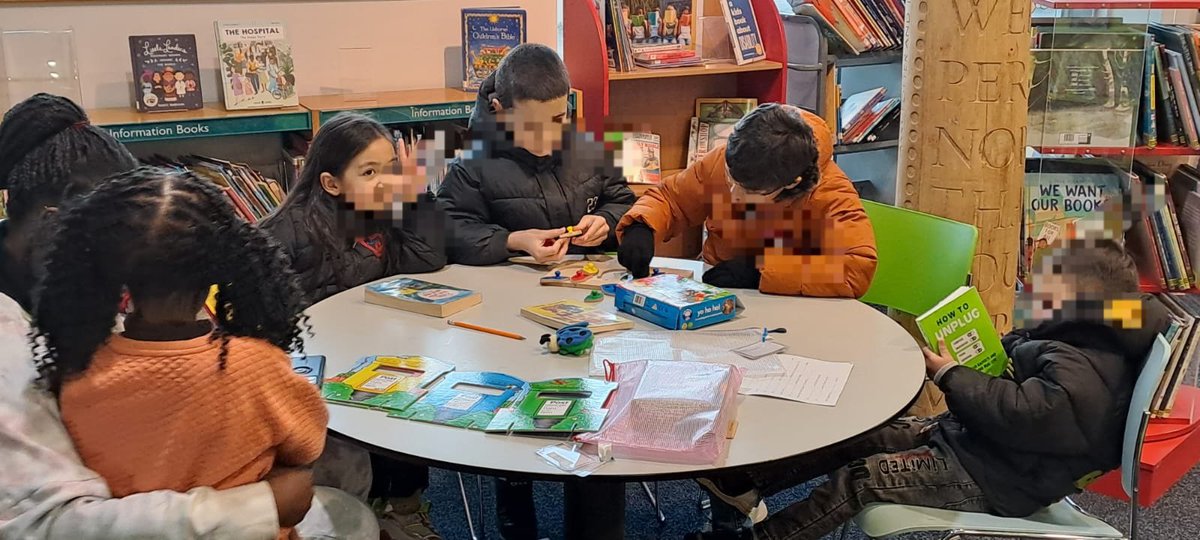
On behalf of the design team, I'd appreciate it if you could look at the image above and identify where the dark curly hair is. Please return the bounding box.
[33,166,308,394]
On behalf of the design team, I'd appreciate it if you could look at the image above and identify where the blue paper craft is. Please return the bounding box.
[391,372,526,430]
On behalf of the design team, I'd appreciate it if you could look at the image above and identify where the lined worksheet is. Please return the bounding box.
[738,354,854,406]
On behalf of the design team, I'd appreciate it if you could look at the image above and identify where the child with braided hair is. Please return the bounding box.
[32,166,326,540]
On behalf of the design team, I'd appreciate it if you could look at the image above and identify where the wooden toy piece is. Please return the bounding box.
[540,258,695,290]
[570,270,589,282]
[559,226,584,239]
[539,322,594,356]
[581,262,600,275]
[584,290,604,303]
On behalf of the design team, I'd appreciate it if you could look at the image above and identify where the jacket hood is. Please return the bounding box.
[797,108,835,170]
[1023,294,1169,362]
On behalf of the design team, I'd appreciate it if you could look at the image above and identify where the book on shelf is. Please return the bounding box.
[1022,158,1126,284]
[214,22,298,110]
[128,35,203,113]
[793,0,903,55]
[364,277,482,318]
[696,97,757,121]
[461,8,527,92]
[520,300,635,333]
[838,87,895,144]
[608,0,698,72]
[915,286,1009,377]
[618,132,662,184]
[688,118,737,166]
[1126,162,1198,292]
[1157,293,1200,415]
[718,0,765,65]
[141,154,285,223]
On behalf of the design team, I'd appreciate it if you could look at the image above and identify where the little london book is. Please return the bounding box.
[128,35,203,113]
[916,286,1010,377]
[214,21,299,110]
[364,277,481,318]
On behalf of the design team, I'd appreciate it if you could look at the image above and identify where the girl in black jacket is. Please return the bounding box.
[259,112,446,540]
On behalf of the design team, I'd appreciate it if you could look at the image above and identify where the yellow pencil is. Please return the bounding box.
[447,320,526,341]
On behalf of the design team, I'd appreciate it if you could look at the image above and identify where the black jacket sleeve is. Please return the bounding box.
[437,161,515,265]
[391,193,448,273]
[936,341,1097,455]
[257,211,322,306]
[593,174,637,247]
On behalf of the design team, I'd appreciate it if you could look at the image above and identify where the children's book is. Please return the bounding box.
[620,132,661,184]
[520,300,635,333]
[128,35,203,113]
[291,355,325,387]
[214,22,299,110]
[365,277,482,318]
[619,0,698,52]
[613,274,739,330]
[915,286,1010,377]
[1022,159,1126,281]
[540,258,693,290]
[461,8,527,92]
[390,372,526,430]
[486,378,617,433]
[321,355,455,413]
[695,98,757,122]
[694,120,738,158]
[718,0,765,65]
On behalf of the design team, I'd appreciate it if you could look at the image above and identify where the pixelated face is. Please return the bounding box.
[322,136,405,213]
[726,165,800,205]
[501,96,570,156]
[1016,244,1144,329]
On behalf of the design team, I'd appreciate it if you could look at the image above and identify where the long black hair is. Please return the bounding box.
[33,167,308,394]
[260,112,395,268]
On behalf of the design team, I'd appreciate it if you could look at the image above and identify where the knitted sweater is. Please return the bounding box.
[60,334,328,499]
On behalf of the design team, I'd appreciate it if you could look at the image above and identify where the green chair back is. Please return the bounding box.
[859,200,979,316]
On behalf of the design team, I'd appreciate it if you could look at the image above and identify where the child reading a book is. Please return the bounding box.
[261,112,446,540]
[616,103,877,298]
[32,167,327,539]
[688,239,1168,540]
[439,43,636,266]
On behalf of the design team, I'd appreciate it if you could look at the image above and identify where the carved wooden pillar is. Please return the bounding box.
[898,0,1031,333]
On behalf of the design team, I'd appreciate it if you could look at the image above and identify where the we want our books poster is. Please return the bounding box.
[214,22,298,110]
[1023,166,1124,280]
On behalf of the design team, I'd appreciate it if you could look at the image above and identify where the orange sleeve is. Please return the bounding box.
[617,147,719,242]
[759,160,877,298]
[253,344,328,467]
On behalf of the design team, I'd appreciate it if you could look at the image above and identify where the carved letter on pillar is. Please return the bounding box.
[898,0,1030,333]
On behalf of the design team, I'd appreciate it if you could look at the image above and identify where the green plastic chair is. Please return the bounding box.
[858,200,979,316]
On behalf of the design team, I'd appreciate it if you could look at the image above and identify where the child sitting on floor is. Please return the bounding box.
[691,239,1169,540]
[34,167,326,540]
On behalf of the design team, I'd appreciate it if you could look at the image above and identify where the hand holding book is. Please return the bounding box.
[921,338,956,380]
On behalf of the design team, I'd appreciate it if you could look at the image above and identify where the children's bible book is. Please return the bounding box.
[461,8,527,92]
[214,22,298,110]
[520,300,635,333]
[390,371,526,430]
[916,286,1010,377]
[486,378,617,434]
[365,277,482,318]
[614,274,738,330]
[321,355,455,413]
[128,35,203,113]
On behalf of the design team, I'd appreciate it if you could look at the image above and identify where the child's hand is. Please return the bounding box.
[508,228,569,263]
[265,466,314,529]
[572,215,610,247]
[922,339,957,379]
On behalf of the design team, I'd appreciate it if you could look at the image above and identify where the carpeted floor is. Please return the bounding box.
[423,465,1200,539]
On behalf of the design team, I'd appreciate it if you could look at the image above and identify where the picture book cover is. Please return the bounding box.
[916,286,1009,377]
[390,372,526,430]
[214,22,298,110]
[321,355,454,413]
[694,120,737,158]
[620,132,661,184]
[696,98,757,122]
[1028,46,1144,148]
[520,300,635,333]
[486,378,618,433]
[461,8,527,92]
[128,35,203,113]
[719,0,765,65]
[1023,162,1125,278]
[614,274,738,330]
[619,0,698,51]
[540,258,693,290]
[365,277,482,318]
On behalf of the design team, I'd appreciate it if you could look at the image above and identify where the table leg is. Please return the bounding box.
[563,479,626,539]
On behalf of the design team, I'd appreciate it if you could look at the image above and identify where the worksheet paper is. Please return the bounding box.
[590,328,785,378]
[738,354,853,406]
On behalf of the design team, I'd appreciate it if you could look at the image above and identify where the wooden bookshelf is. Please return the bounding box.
[89,105,310,144]
[608,60,784,81]
[301,88,477,130]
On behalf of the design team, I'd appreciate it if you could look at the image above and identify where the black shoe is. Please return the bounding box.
[683,528,755,540]
[495,477,538,540]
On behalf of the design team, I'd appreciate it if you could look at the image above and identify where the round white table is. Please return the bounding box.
[306,258,925,537]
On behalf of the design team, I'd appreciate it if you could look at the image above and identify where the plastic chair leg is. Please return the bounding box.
[640,481,666,523]
[457,472,479,540]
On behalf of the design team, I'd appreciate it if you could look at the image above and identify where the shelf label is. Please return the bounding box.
[104,112,311,143]
[320,102,476,125]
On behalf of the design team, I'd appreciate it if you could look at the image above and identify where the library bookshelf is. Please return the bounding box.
[563,0,787,257]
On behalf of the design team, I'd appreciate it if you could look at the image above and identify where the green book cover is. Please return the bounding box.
[485,378,617,434]
[916,286,1010,377]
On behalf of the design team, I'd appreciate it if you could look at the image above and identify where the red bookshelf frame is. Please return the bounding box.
[1035,0,1200,8]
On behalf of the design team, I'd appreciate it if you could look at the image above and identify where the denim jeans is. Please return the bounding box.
[736,417,991,540]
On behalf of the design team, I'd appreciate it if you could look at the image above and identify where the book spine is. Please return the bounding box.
[1144,45,1158,148]
[1169,66,1199,148]
[1165,192,1195,288]
[831,0,878,50]
[1155,44,1183,146]
[812,0,867,53]
[1147,217,1171,290]
[1154,207,1184,290]
[1168,42,1200,147]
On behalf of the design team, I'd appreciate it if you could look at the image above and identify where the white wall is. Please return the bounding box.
[0,0,558,109]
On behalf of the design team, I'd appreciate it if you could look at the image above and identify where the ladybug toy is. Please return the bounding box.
[540,322,594,356]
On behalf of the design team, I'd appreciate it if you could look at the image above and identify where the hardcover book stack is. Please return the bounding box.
[837,87,899,144]
[791,0,904,55]
[1150,293,1200,417]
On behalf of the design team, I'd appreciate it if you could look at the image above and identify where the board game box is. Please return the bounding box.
[613,274,738,330]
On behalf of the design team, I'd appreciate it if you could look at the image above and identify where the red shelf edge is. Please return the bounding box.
[1035,0,1200,8]
[1030,144,1200,157]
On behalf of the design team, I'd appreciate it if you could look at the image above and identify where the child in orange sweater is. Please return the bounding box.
[32,167,326,539]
